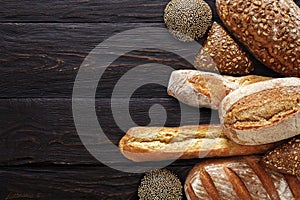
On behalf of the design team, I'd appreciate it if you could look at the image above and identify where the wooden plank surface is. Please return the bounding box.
[1,0,299,199]
[0,166,193,200]
[0,23,280,98]
[0,98,218,166]
[0,0,220,23]
[0,0,170,23]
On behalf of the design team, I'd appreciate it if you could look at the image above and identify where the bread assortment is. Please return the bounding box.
[120,0,300,198]
[119,125,279,162]
[216,0,300,77]
[262,136,300,176]
[220,78,300,145]
[194,22,254,75]
[167,70,271,109]
[185,156,300,200]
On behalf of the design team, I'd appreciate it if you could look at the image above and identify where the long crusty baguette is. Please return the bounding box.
[185,156,300,200]
[220,77,300,145]
[216,0,300,77]
[119,125,279,162]
[167,70,271,109]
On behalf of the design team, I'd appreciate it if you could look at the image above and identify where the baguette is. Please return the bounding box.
[216,0,300,77]
[220,77,300,145]
[119,125,279,162]
[167,70,271,109]
[185,156,300,200]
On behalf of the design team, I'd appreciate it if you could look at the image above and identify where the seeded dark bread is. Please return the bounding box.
[216,0,300,77]
[167,70,271,109]
[185,156,300,200]
[119,125,279,162]
[220,78,300,145]
[261,136,300,176]
[194,22,254,75]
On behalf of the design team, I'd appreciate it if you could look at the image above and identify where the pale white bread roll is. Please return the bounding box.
[119,125,279,162]
[220,77,300,145]
[167,70,271,109]
[185,156,300,200]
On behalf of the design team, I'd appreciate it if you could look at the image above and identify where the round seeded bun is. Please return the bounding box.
[164,0,212,42]
[138,169,182,200]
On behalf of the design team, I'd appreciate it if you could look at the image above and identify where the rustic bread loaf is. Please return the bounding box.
[216,0,300,77]
[220,78,300,145]
[194,22,254,75]
[185,156,300,200]
[119,125,279,162]
[167,70,271,109]
[261,136,300,176]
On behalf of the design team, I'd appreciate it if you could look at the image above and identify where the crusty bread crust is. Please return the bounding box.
[185,156,300,200]
[261,136,300,176]
[119,125,279,162]
[194,22,254,75]
[220,78,300,145]
[216,0,300,77]
[167,70,271,109]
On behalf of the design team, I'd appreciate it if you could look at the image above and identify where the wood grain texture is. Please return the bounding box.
[1,0,299,199]
[0,166,191,199]
[0,23,281,98]
[0,0,221,23]
[0,23,194,98]
[0,98,219,166]
[0,0,169,23]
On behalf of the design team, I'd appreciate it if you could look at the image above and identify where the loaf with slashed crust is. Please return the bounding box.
[185,156,300,200]
[216,0,300,77]
[167,70,271,109]
[119,125,279,162]
[220,77,300,145]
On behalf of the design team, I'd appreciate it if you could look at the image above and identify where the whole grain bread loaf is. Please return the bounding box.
[261,136,300,176]
[194,22,254,75]
[119,125,279,162]
[216,0,300,77]
[185,156,300,200]
[220,78,300,145]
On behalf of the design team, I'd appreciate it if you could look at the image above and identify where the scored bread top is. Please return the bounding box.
[224,86,300,129]
[185,156,300,200]
[220,78,300,126]
[219,77,300,145]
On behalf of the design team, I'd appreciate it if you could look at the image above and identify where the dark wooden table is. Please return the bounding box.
[0,0,299,199]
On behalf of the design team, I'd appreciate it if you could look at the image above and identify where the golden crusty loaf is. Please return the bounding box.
[220,78,300,145]
[194,22,254,75]
[119,125,279,162]
[167,70,271,109]
[185,156,300,200]
[216,0,300,77]
[261,136,300,176]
